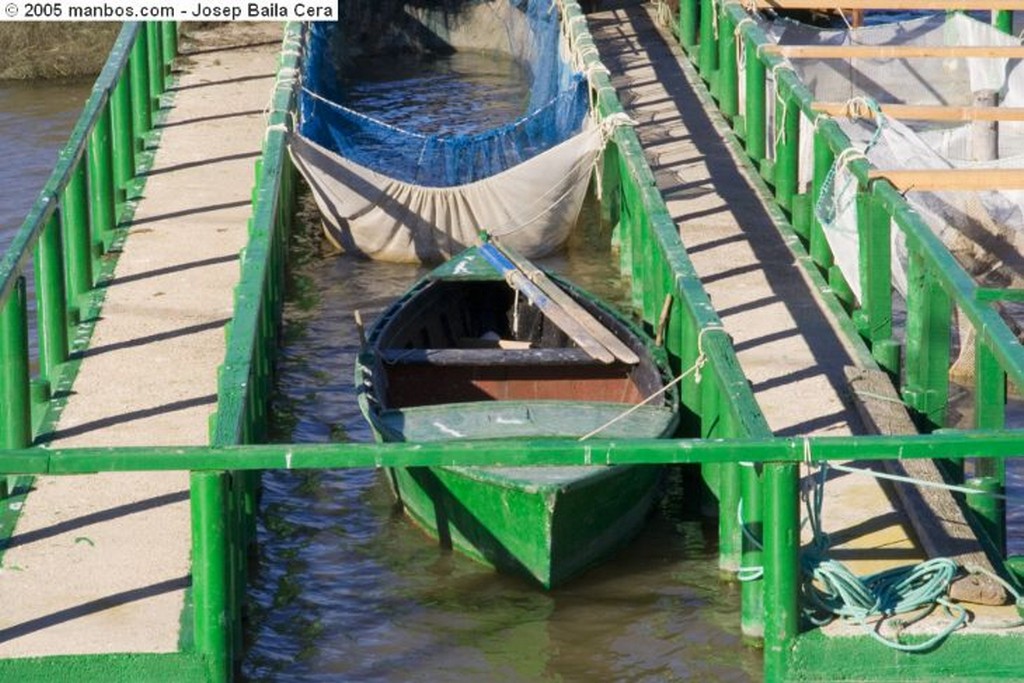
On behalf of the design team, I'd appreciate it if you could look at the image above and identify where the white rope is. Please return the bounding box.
[828,462,1010,500]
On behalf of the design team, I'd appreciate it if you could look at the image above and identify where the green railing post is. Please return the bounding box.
[161,22,178,73]
[994,10,1013,34]
[1,277,32,451]
[61,158,94,305]
[718,10,738,121]
[809,130,835,271]
[856,191,899,375]
[34,211,70,380]
[774,83,799,212]
[192,471,232,682]
[974,342,1006,481]
[111,71,135,203]
[903,250,952,432]
[147,22,165,104]
[965,476,1005,558]
[764,461,798,681]
[88,105,117,256]
[679,0,698,54]
[130,27,153,150]
[744,38,766,164]
[740,463,764,639]
[698,0,719,83]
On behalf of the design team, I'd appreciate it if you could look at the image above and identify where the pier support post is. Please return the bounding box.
[718,11,738,121]
[192,471,233,682]
[740,463,764,639]
[856,192,899,376]
[764,461,798,682]
[774,82,799,212]
[679,0,697,54]
[810,133,835,273]
[147,22,165,106]
[965,477,1006,558]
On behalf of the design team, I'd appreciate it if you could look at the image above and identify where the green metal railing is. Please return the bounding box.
[2,6,1020,682]
[195,21,302,679]
[667,1,1023,676]
[0,21,175,459]
[563,2,776,639]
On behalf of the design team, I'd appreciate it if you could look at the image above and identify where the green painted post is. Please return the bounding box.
[61,159,93,303]
[679,0,697,54]
[0,277,32,451]
[994,11,1013,34]
[763,462,798,681]
[856,191,899,374]
[903,250,952,432]
[810,131,835,272]
[965,477,1005,557]
[192,471,232,682]
[88,105,117,255]
[774,85,799,212]
[130,29,152,150]
[110,71,135,203]
[147,22,164,104]
[974,342,1005,484]
[718,11,738,121]
[698,0,718,83]
[744,38,766,165]
[740,463,764,639]
[161,22,177,72]
[34,211,70,380]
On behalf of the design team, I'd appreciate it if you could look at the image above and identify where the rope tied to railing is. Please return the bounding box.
[813,96,885,228]
[734,17,756,72]
[578,324,725,441]
[770,62,792,148]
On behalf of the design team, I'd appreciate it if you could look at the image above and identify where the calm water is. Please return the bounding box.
[0,80,91,244]
[2,51,1021,682]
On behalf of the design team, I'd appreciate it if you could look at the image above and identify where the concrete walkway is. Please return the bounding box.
[0,23,282,657]
[588,2,922,573]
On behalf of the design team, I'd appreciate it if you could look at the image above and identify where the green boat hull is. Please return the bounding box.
[387,463,663,589]
[356,245,680,587]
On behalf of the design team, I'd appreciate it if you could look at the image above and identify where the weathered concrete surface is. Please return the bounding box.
[0,23,282,657]
[588,1,920,573]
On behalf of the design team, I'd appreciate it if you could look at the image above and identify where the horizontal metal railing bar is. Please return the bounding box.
[0,430,1020,473]
[0,22,143,308]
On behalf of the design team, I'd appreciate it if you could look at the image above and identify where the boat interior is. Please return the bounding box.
[373,280,667,409]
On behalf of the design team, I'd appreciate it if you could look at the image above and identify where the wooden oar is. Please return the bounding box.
[478,243,617,364]
[493,242,641,365]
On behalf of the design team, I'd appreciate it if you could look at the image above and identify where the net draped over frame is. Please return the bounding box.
[291,0,603,263]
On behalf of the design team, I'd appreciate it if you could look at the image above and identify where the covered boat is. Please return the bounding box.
[292,0,616,263]
[355,241,680,587]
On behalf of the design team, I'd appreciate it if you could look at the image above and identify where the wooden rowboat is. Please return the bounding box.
[355,241,680,588]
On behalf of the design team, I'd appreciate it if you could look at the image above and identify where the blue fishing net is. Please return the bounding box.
[298,0,590,188]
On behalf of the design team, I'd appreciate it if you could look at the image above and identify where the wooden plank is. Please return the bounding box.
[490,242,642,365]
[762,44,1024,59]
[478,243,617,364]
[750,0,1024,10]
[380,347,603,366]
[868,168,1024,191]
[845,367,1008,605]
[814,101,1024,122]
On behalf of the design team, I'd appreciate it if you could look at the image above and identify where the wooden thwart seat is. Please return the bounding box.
[380,347,607,367]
